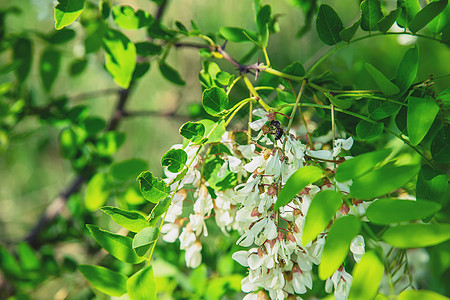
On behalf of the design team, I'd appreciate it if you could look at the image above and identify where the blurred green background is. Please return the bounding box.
[0,0,449,298]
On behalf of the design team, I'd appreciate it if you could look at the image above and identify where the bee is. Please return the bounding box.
[269,120,284,140]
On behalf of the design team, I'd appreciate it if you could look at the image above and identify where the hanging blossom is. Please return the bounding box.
[158,108,365,298]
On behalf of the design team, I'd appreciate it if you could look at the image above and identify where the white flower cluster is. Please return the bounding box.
[160,109,367,299]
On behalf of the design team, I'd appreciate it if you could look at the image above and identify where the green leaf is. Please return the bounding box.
[277,90,296,103]
[431,126,450,163]
[282,61,305,78]
[137,171,170,203]
[366,199,441,224]
[397,0,421,29]
[132,62,150,81]
[356,120,384,140]
[257,5,271,46]
[319,215,361,280]
[351,164,420,199]
[377,8,402,33]
[219,27,259,43]
[202,87,229,117]
[133,227,160,256]
[365,63,400,96]
[149,197,171,226]
[112,5,154,30]
[111,159,148,181]
[127,266,157,300]
[60,128,78,159]
[85,20,107,54]
[85,173,110,212]
[316,4,344,45]
[399,289,449,300]
[335,149,391,182]
[360,0,384,31]
[407,96,440,146]
[135,42,162,56]
[17,242,40,271]
[180,121,205,143]
[429,5,450,33]
[13,37,32,82]
[87,225,145,264]
[0,245,21,277]
[161,148,187,173]
[96,131,126,156]
[409,0,448,33]
[349,251,384,300]
[395,45,419,96]
[203,157,237,191]
[69,58,87,76]
[79,265,127,297]
[44,28,76,44]
[368,98,402,120]
[101,206,148,233]
[339,19,361,42]
[159,62,185,85]
[82,117,106,136]
[274,166,323,210]
[382,223,450,248]
[198,119,226,143]
[103,30,136,89]
[40,48,61,92]
[416,165,449,203]
[302,190,342,245]
[54,0,85,30]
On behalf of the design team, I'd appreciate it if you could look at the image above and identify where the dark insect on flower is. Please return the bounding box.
[266,120,284,140]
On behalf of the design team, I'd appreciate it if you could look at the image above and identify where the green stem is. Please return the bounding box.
[262,67,305,81]
[227,75,243,96]
[224,98,253,127]
[243,75,271,111]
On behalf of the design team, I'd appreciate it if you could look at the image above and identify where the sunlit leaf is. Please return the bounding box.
[351,164,420,199]
[111,158,148,181]
[274,166,323,210]
[60,128,78,159]
[377,8,401,33]
[302,190,342,245]
[54,0,85,30]
[137,171,170,203]
[219,27,259,43]
[79,265,127,296]
[395,45,419,96]
[366,199,441,224]
[319,215,361,280]
[149,197,171,226]
[127,266,157,300]
[103,30,136,88]
[161,148,187,173]
[282,61,305,78]
[339,19,361,42]
[335,149,391,182]
[17,242,40,271]
[416,165,449,203]
[40,48,61,92]
[429,5,450,33]
[349,251,384,300]
[198,119,226,143]
[133,227,159,256]
[365,63,399,96]
[87,225,145,264]
[316,4,344,45]
[399,289,449,300]
[202,87,229,117]
[0,245,21,277]
[360,0,384,31]
[101,206,149,233]
[112,5,154,30]
[397,0,421,29]
[85,173,110,211]
[382,223,450,248]
[409,0,448,33]
[179,121,205,143]
[407,96,440,146]
[356,120,384,140]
